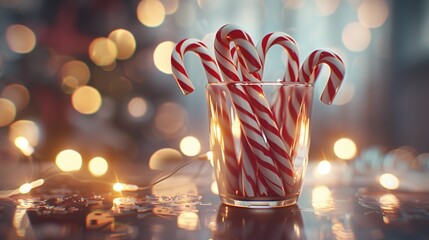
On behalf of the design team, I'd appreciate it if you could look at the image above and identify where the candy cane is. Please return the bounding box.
[299,49,345,105]
[171,38,240,195]
[215,24,286,196]
[232,47,295,193]
[254,33,302,159]
[257,32,300,82]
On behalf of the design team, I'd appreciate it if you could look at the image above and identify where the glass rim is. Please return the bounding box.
[206,81,314,87]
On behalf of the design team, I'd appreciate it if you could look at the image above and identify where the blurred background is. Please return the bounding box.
[0,0,428,172]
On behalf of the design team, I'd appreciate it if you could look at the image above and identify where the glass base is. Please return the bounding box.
[220,195,298,208]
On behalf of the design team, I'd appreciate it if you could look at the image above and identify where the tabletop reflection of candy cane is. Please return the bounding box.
[215,24,286,196]
[171,38,240,195]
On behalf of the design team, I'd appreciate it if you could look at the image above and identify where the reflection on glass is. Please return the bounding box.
[214,204,305,239]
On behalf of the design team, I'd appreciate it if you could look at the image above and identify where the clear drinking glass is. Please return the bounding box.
[206,82,314,208]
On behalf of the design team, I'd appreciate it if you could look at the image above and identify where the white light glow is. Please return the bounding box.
[379,173,399,190]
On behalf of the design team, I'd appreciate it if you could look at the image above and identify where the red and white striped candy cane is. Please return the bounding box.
[257,32,300,82]
[171,38,221,94]
[171,38,240,195]
[299,49,345,105]
[232,47,295,193]
[215,24,286,196]
[255,32,301,158]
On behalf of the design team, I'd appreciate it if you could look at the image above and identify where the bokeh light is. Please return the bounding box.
[342,22,371,52]
[108,29,136,60]
[316,160,332,175]
[9,120,40,147]
[161,0,179,15]
[113,182,124,192]
[88,157,109,177]
[153,41,175,74]
[315,0,340,16]
[177,211,199,231]
[18,183,32,194]
[5,24,36,54]
[358,0,389,28]
[1,84,30,111]
[14,136,34,156]
[180,136,201,157]
[155,102,187,137]
[332,84,355,105]
[137,0,166,27]
[283,0,306,9]
[174,2,197,27]
[60,60,90,93]
[55,149,83,172]
[333,138,357,160]
[72,86,102,115]
[0,98,16,127]
[197,0,222,11]
[379,173,399,190]
[88,37,118,67]
[149,148,183,170]
[128,97,148,118]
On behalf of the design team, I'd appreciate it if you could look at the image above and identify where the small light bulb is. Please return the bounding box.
[113,182,124,192]
[14,136,34,156]
[18,183,32,194]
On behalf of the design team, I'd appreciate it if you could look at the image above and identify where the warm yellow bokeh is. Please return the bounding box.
[88,157,109,176]
[108,29,136,60]
[315,0,340,16]
[342,22,371,52]
[72,86,102,115]
[137,0,166,27]
[358,0,389,28]
[55,149,83,172]
[161,0,179,14]
[155,102,186,137]
[5,24,36,54]
[333,138,357,160]
[18,183,32,194]
[1,84,30,111]
[9,120,40,147]
[180,136,201,157]
[60,60,90,92]
[379,173,399,190]
[128,97,148,118]
[149,148,183,170]
[0,98,16,127]
[88,37,118,66]
[316,160,332,175]
[14,136,34,156]
[153,41,175,74]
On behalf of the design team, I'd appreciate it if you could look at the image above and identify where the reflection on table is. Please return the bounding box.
[1,161,429,240]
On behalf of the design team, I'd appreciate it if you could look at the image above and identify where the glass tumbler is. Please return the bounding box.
[206,82,314,208]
